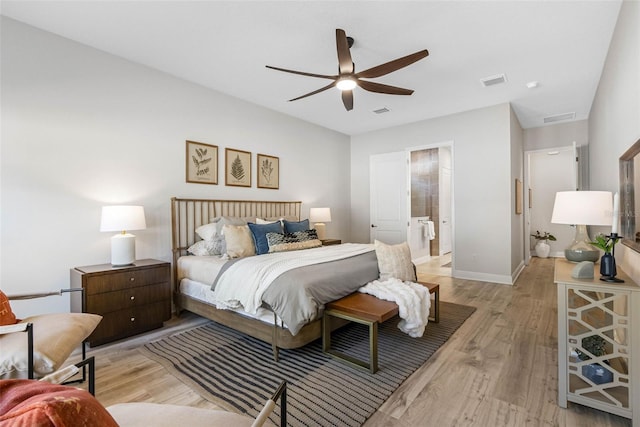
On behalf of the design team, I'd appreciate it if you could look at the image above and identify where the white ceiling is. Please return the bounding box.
[1,1,622,136]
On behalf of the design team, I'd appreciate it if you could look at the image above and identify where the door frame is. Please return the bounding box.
[524,144,578,263]
[405,140,455,267]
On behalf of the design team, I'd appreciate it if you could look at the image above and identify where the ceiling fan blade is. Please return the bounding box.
[266,65,337,80]
[288,82,337,102]
[341,90,354,111]
[357,79,414,95]
[336,29,354,74]
[355,49,429,79]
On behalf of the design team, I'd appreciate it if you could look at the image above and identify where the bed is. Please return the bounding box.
[171,197,380,360]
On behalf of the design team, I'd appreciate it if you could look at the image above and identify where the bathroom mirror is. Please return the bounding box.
[620,138,640,253]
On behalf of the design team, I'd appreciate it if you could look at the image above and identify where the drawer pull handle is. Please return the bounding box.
[130,296,135,301]
[130,277,135,282]
[130,317,135,322]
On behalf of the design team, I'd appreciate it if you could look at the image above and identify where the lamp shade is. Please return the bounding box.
[550,191,612,226]
[100,206,146,232]
[309,207,332,223]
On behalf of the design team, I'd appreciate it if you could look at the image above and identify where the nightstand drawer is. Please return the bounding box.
[86,282,170,314]
[88,300,171,346]
[85,265,170,295]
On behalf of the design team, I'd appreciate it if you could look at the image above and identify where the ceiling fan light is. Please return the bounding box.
[336,78,357,91]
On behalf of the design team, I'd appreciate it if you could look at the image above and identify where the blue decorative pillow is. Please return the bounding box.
[283,219,309,233]
[248,221,284,255]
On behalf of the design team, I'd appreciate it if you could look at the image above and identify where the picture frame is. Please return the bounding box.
[515,178,523,215]
[225,148,251,187]
[257,153,279,189]
[186,140,218,185]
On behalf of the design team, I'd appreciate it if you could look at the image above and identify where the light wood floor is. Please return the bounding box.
[74,257,630,426]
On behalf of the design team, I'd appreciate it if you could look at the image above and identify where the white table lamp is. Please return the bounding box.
[100,205,146,266]
[550,191,612,262]
[309,207,331,241]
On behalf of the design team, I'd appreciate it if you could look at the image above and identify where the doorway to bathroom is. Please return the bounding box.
[409,143,453,274]
[369,142,453,276]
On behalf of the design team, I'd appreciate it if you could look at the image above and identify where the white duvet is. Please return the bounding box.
[213,243,374,314]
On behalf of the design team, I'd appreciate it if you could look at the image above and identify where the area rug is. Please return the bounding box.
[141,301,475,427]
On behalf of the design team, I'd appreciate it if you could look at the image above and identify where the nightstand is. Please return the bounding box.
[70,259,171,347]
[321,239,341,246]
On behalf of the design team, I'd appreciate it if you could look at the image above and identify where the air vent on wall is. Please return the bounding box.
[543,112,575,124]
[373,107,390,114]
[480,73,507,87]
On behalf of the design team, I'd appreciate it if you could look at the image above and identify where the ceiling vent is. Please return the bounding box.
[373,107,390,114]
[543,112,575,124]
[480,73,507,87]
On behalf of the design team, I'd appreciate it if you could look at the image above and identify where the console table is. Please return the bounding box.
[554,258,640,425]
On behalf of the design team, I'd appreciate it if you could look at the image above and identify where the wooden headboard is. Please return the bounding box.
[170,197,302,287]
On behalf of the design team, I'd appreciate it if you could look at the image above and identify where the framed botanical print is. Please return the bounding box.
[225,148,251,187]
[186,140,218,185]
[257,154,279,189]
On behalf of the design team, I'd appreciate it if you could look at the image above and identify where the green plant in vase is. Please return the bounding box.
[590,233,621,281]
[530,230,556,258]
[589,233,619,254]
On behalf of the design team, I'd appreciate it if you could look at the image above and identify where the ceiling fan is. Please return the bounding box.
[266,29,429,111]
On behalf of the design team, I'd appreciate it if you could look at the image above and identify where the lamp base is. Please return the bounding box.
[314,223,326,241]
[564,224,600,262]
[111,233,136,266]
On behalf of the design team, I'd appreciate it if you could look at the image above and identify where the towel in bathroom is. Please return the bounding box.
[424,221,436,240]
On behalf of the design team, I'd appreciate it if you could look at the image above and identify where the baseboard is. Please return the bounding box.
[452,269,514,285]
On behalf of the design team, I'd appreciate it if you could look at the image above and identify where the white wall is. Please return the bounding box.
[588,0,640,283]
[351,103,518,284]
[1,18,351,316]
[524,120,588,152]
[509,105,524,278]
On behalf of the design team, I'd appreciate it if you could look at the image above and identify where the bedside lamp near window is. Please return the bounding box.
[309,207,331,241]
[100,205,146,266]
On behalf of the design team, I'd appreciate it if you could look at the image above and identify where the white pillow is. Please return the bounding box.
[223,225,256,258]
[0,313,102,378]
[216,216,256,236]
[374,240,416,282]
[187,236,226,256]
[195,222,219,241]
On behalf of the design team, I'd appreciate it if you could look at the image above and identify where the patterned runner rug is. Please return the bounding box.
[140,301,475,427]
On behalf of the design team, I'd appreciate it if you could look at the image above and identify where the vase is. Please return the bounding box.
[600,253,617,277]
[535,240,551,258]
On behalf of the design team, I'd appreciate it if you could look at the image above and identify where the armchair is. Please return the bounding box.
[107,380,287,427]
[0,289,101,392]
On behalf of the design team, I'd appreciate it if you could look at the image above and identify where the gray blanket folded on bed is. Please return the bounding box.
[213,250,380,335]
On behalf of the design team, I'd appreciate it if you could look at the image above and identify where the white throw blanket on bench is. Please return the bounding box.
[358,278,431,338]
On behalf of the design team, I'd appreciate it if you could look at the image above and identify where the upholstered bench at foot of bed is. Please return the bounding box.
[322,281,440,373]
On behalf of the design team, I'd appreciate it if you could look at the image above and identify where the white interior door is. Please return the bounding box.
[528,147,576,257]
[370,151,408,244]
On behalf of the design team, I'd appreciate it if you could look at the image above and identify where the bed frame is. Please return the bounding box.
[170,197,345,360]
